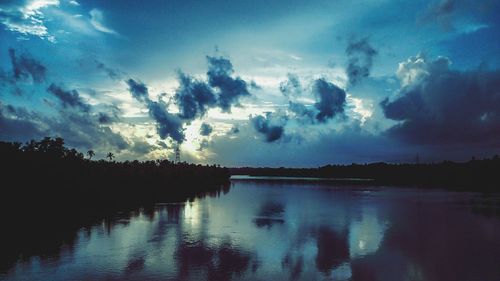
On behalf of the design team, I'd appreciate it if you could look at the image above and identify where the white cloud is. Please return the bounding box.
[89,8,118,35]
[0,0,59,42]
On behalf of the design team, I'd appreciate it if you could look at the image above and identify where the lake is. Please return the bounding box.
[2,177,500,281]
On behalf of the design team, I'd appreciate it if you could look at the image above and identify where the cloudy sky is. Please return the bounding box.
[0,0,499,166]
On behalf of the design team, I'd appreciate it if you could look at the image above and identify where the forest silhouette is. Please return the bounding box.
[0,137,230,271]
[0,137,230,211]
[231,158,500,191]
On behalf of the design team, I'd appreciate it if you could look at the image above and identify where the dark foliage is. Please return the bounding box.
[0,137,230,271]
[231,157,500,191]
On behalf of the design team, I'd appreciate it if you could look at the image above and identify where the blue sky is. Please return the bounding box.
[1,0,499,166]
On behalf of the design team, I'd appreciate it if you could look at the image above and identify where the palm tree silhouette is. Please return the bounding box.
[107,152,115,161]
[87,150,95,160]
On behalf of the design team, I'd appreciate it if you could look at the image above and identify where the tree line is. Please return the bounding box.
[231,157,500,191]
[0,137,231,272]
[0,137,230,214]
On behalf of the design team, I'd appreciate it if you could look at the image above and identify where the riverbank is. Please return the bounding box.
[230,158,500,191]
[0,138,230,272]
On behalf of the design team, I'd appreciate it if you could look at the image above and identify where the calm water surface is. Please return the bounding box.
[2,178,500,281]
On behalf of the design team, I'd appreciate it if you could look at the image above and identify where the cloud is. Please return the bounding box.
[346,38,377,87]
[125,53,253,144]
[147,100,185,143]
[206,55,251,112]
[47,83,90,112]
[229,125,240,134]
[126,78,149,102]
[174,72,217,120]
[279,73,302,97]
[207,122,422,167]
[200,122,213,136]
[419,0,495,33]
[1,48,129,153]
[0,0,59,42]
[0,103,46,141]
[97,112,113,124]
[277,74,348,125]
[97,105,121,124]
[288,101,316,122]
[171,54,253,120]
[8,48,47,83]
[126,78,185,143]
[129,140,154,155]
[313,78,347,123]
[421,0,459,30]
[89,8,118,35]
[251,113,286,142]
[381,54,500,146]
[249,80,262,90]
[198,139,210,151]
[95,60,121,80]
[0,102,128,151]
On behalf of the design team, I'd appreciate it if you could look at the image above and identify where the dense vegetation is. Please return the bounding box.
[231,157,500,191]
[0,137,230,271]
[0,137,230,215]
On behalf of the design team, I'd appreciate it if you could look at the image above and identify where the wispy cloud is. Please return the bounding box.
[0,0,60,42]
[89,8,118,35]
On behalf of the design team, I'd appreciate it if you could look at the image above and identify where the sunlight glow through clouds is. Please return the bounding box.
[2,0,499,165]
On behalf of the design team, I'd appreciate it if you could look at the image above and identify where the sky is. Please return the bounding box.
[0,0,499,167]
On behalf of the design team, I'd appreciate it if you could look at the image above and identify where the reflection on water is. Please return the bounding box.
[2,180,500,280]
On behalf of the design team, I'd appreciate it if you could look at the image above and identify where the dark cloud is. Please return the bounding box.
[208,122,424,167]
[421,0,500,31]
[0,103,46,141]
[279,73,302,97]
[251,113,285,142]
[381,55,500,146]
[95,60,121,80]
[419,0,478,30]
[174,72,217,120]
[8,48,46,83]
[130,140,154,155]
[47,83,91,112]
[313,78,347,122]
[229,125,240,134]
[147,100,185,143]
[97,105,121,124]
[250,80,262,90]
[207,56,251,112]
[97,112,120,124]
[200,122,213,136]
[433,0,457,15]
[422,0,457,30]
[172,55,252,118]
[345,38,377,87]
[127,78,185,143]
[278,75,347,124]
[98,112,112,124]
[0,102,128,151]
[126,79,149,102]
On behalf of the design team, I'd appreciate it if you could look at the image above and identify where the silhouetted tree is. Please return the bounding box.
[87,150,95,160]
[0,137,231,273]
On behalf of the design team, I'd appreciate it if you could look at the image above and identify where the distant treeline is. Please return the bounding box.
[231,157,500,191]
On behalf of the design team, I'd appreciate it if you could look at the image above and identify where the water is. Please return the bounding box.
[2,178,500,281]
